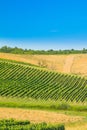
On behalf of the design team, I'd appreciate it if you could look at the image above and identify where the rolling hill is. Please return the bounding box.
[0,59,87,102]
[0,53,87,77]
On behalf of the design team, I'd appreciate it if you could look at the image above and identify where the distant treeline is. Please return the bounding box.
[0,46,87,54]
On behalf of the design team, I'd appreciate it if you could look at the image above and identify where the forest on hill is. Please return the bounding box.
[0,46,87,54]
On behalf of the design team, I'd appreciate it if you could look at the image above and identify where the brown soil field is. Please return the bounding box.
[66,124,87,130]
[0,108,82,124]
[0,53,87,77]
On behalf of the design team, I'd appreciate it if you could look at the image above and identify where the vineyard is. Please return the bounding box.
[0,59,87,103]
[0,119,65,130]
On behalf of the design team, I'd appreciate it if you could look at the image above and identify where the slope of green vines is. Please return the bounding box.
[0,59,87,103]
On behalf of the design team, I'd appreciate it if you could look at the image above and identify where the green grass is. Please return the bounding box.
[0,97,87,112]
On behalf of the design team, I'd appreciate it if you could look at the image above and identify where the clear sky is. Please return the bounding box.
[0,0,87,50]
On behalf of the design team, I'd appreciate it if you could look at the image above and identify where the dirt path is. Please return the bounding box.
[0,108,82,124]
[63,55,75,73]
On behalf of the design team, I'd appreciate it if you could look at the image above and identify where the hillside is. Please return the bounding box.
[0,53,87,77]
[0,58,87,130]
[0,59,87,102]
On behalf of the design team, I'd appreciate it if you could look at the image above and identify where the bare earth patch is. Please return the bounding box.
[63,55,75,73]
[66,123,87,130]
[0,53,87,77]
[0,108,82,124]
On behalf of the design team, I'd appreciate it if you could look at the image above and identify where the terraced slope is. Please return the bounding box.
[0,59,87,102]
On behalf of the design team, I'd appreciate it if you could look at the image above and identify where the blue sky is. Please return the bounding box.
[0,0,87,50]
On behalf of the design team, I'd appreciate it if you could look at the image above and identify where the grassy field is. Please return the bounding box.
[0,52,87,77]
[0,96,87,111]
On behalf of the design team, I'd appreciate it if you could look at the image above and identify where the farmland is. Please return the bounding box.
[1,0,87,129]
[0,57,87,130]
[0,118,65,130]
[0,53,87,77]
[0,59,87,102]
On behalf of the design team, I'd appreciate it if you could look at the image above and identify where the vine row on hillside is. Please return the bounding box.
[0,60,87,102]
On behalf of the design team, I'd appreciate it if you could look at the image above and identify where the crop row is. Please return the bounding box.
[0,119,65,130]
[0,60,87,102]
